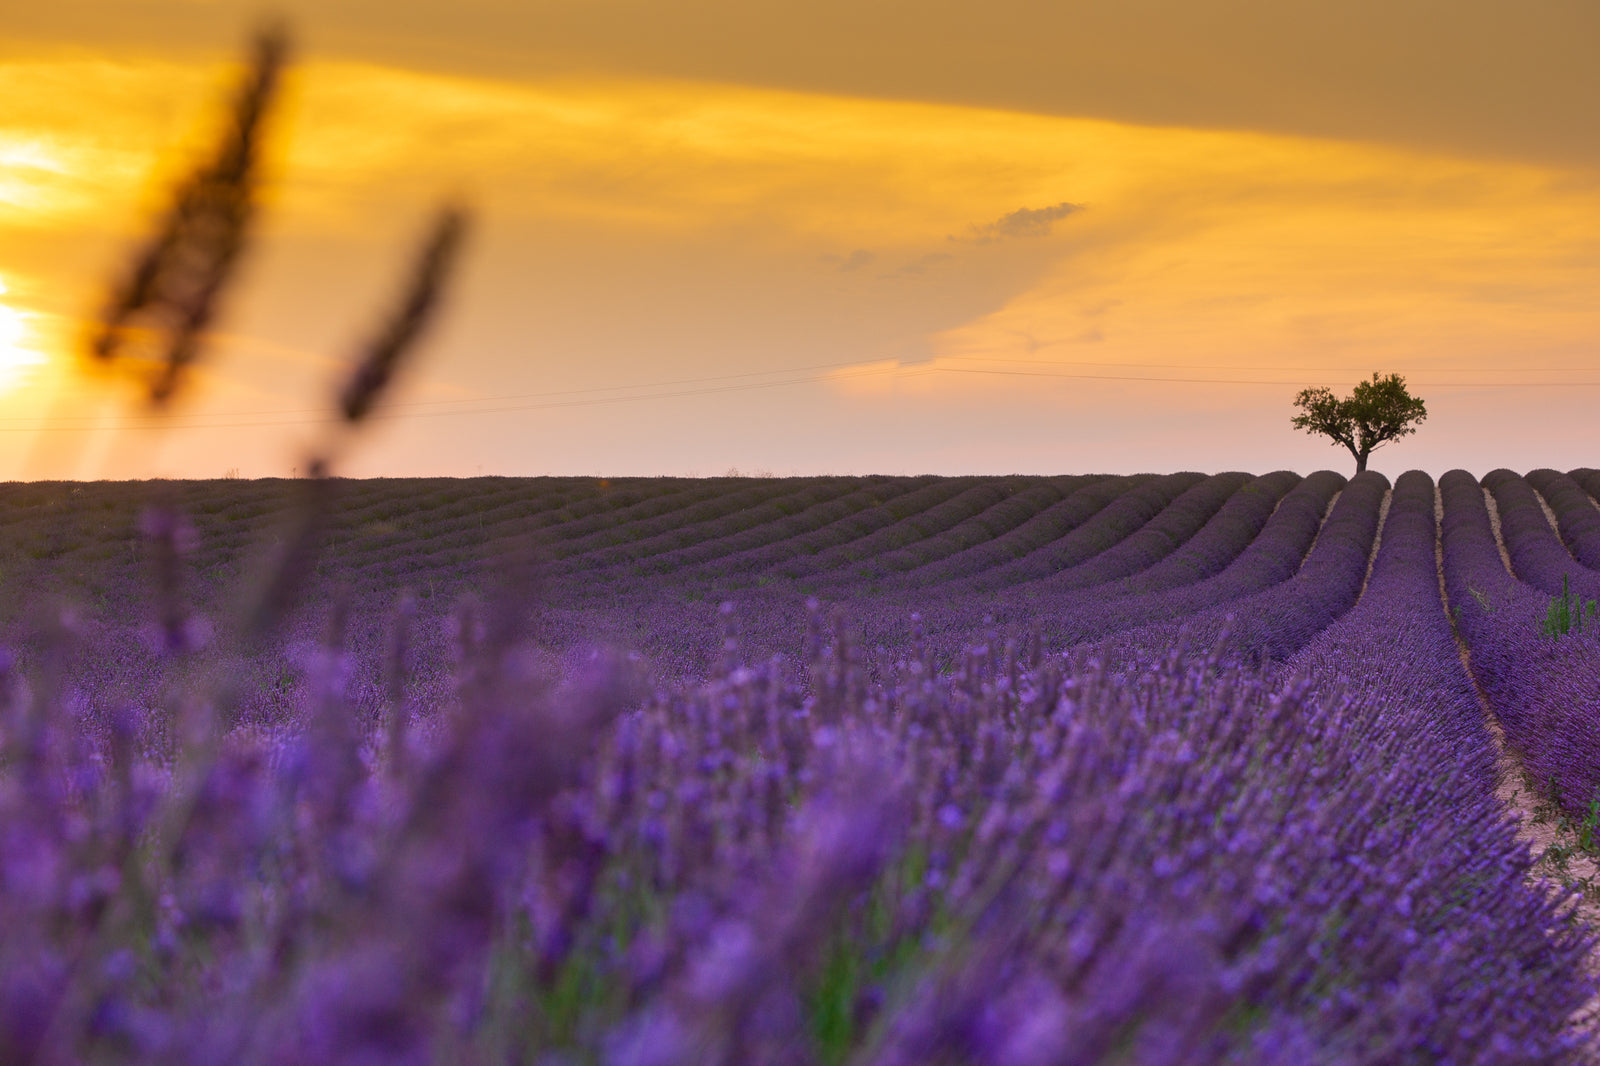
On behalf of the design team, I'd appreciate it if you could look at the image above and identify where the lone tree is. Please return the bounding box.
[1290,372,1427,474]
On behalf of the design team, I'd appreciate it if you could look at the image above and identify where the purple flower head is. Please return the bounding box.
[603,1003,705,1066]
[937,803,964,830]
[0,952,64,1063]
[980,970,1072,1066]
[283,944,431,1066]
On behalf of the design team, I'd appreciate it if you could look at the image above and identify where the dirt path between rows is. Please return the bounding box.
[1443,487,1600,1033]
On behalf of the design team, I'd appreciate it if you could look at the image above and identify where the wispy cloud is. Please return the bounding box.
[895,252,953,276]
[956,201,1081,244]
[821,248,875,272]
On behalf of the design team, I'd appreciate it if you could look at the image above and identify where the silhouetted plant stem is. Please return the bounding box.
[89,23,288,409]
[338,206,470,425]
[236,459,333,651]
[385,590,416,778]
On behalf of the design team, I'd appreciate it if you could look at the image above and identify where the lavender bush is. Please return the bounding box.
[2,24,1595,1064]
[1104,470,1390,669]
[1010,470,1345,649]
[1482,469,1600,603]
[871,475,1136,589]
[779,478,1018,582]
[5,585,1594,1063]
[1103,469,1303,597]
[1021,471,1254,595]
[1526,470,1600,571]
[813,478,1090,587]
[630,479,918,579]
[957,472,1208,591]
[1275,470,1499,795]
[1567,468,1600,516]
[1440,469,1600,823]
[749,478,1003,581]
[550,479,836,573]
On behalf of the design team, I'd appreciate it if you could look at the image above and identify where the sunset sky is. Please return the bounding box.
[2,1,1598,480]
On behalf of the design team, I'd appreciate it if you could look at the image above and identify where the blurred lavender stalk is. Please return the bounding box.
[1,12,1595,1066]
[338,207,469,425]
[88,25,288,408]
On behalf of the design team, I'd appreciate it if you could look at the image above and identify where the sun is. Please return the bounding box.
[0,277,47,394]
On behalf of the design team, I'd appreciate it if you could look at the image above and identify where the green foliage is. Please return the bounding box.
[1290,371,1427,473]
[801,844,950,1065]
[1524,773,1600,909]
[1582,790,1600,854]
[806,939,862,1064]
[1539,575,1598,639]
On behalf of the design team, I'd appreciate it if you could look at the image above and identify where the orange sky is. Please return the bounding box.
[2,2,1599,479]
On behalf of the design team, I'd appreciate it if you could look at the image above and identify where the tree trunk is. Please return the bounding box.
[1345,443,1367,474]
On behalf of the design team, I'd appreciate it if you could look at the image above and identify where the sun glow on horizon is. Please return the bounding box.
[1,45,1599,477]
[0,278,48,395]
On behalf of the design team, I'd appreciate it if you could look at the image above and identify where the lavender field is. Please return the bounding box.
[3,466,1600,1063]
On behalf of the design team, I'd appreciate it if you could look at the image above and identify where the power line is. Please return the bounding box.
[936,367,1600,387]
[1,357,884,423]
[0,357,1594,432]
[0,362,934,432]
[945,356,1597,374]
[10,354,1583,423]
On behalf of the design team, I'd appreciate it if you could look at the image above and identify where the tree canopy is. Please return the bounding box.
[1290,372,1427,474]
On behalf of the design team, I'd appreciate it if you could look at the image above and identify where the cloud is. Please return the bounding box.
[956,201,1081,244]
[11,1,1600,173]
[825,246,876,270]
[895,251,953,276]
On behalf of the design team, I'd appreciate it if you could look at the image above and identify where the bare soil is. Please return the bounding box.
[1443,486,1600,1032]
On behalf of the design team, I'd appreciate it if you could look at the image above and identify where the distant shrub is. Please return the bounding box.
[1541,574,1598,639]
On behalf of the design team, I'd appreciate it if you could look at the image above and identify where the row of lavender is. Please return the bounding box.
[13,462,1600,617]
[1442,469,1600,821]
[402,463,1600,736]
[0,470,1287,624]
[539,465,1600,728]
[0,469,1302,718]
[21,25,1595,1057]
[14,466,1600,746]
[7,463,1600,1060]
[1,577,1592,1064]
